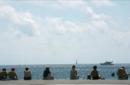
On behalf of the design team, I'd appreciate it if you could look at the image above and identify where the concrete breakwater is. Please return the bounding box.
[0,80,130,85]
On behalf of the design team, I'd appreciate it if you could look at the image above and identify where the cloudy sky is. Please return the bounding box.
[0,0,130,65]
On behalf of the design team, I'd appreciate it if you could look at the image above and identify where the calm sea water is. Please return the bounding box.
[0,64,130,80]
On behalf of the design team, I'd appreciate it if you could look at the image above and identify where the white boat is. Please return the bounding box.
[100,61,114,65]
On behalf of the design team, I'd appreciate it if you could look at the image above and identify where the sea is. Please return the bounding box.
[0,64,130,80]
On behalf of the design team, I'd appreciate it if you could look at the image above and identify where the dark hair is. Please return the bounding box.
[93,65,97,69]
[121,66,125,69]
[11,68,15,71]
[72,65,76,68]
[25,67,29,71]
[46,67,49,70]
[2,68,6,71]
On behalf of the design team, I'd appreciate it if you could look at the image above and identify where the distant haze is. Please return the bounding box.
[0,0,130,65]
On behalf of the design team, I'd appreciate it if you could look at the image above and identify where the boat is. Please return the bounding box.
[100,61,114,65]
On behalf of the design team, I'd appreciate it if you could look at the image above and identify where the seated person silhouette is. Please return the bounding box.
[24,67,32,80]
[117,66,128,80]
[0,68,8,80]
[8,68,18,80]
[70,65,78,80]
[43,67,54,80]
[91,65,101,80]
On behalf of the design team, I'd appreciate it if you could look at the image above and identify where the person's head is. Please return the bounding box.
[72,65,76,69]
[111,72,115,77]
[11,68,15,71]
[121,66,125,69]
[2,68,6,72]
[118,67,123,72]
[25,67,29,71]
[93,65,97,70]
[45,67,50,71]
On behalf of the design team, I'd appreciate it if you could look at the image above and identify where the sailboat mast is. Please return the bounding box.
[76,59,78,65]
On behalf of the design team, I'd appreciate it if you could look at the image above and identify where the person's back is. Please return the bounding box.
[24,67,32,80]
[8,68,18,80]
[91,66,100,80]
[0,68,7,80]
[70,65,78,80]
[117,67,128,80]
[43,67,54,80]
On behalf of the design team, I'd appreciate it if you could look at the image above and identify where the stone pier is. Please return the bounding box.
[0,80,130,85]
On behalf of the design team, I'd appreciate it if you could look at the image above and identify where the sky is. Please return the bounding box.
[0,0,130,65]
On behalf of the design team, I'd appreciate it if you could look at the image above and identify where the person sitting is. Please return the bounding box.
[87,74,91,80]
[111,72,115,77]
[117,66,128,80]
[8,68,18,80]
[70,65,78,80]
[91,65,101,80]
[24,67,32,80]
[43,67,54,80]
[0,68,8,80]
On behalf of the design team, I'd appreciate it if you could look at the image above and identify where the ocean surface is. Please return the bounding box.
[0,64,130,80]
